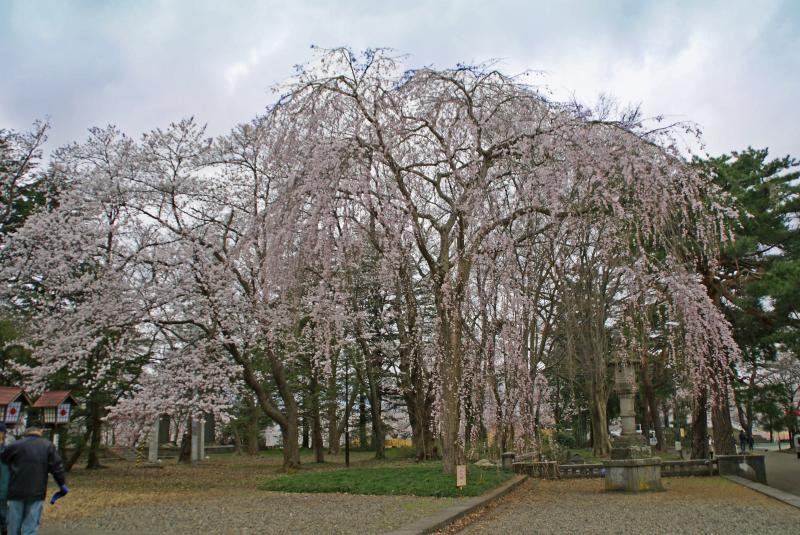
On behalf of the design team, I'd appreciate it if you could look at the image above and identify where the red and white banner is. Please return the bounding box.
[5,401,21,423]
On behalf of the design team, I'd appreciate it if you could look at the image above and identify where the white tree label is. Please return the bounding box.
[456,465,466,488]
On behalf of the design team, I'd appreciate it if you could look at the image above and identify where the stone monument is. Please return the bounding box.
[603,359,664,492]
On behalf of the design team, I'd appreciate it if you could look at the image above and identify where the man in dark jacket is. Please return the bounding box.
[0,425,67,535]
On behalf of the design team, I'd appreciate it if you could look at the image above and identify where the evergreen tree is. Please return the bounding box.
[697,148,800,436]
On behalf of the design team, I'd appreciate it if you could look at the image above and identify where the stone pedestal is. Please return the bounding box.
[501,452,516,470]
[610,434,652,460]
[604,457,664,492]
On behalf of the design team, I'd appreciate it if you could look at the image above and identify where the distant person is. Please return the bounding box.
[0,425,68,535]
[0,423,9,535]
[738,430,747,453]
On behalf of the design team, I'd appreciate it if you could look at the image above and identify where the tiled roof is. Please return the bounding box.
[0,387,32,406]
[32,391,78,408]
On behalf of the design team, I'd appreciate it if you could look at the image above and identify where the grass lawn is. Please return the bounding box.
[261,461,513,497]
[42,447,418,523]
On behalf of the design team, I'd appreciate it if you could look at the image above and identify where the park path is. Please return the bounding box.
[446,477,799,534]
[764,450,800,496]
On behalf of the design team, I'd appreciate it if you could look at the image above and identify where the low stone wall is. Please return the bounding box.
[661,459,717,477]
[716,454,766,485]
[558,464,606,478]
[512,461,560,479]
[514,459,721,479]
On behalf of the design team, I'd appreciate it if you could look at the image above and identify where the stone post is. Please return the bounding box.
[610,360,650,460]
[198,416,206,459]
[501,452,516,470]
[191,416,200,463]
[148,418,159,463]
[617,363,637,436]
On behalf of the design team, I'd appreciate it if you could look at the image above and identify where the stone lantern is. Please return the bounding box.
[603,359,664,492]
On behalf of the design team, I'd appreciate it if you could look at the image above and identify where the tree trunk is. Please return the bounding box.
[281,418,300,469]
[438,310,464,474]
[231,424,242,455]
[691,387,709,459]
[588,387,610,457]
[363,369,386,460]
[222,340,301,469]
[406,390,435,461]
[327,412,341,455]
[65,425,92,472]
[644,387,664,451]
[358,393,368,448]
[85,399,104,469]
[178,420,192,464]
[301,416,309,449]
[246,403,260,456]
[393,262,436,461]
[370,396,385,460]
[325,353,341,454]
[309,371,325,463]
[711,383,736,455]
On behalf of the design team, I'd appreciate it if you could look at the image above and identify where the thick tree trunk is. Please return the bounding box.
[370,397,385,459]
[363,368,386,460]
[327,371,342,454]
[178,420,192,464]
[231,424,242,455]
[691,388,709,459]
[711,383,736,455]
[438,308,464,474]
[223,340,301,469]
[358,393,368,448]
[588,387,610,457]
[309,371,325,463]
[393,262,436,461]
[311,416,324,463]
[65,425,92,472]
[327,415,341,455]
[281,418,300,469]
[301,416,309,449]
[246,403,260,456]
[406,390,435,461]
[646,392,664,451]
[86,400,104,469]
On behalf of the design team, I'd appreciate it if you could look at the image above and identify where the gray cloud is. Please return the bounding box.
[1,0,797,158]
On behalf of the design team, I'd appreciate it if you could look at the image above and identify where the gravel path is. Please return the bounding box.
[452,477,800,534]
[40,492,460,535]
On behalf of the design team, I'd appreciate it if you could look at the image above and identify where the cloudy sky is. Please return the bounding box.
[2,0,798,159]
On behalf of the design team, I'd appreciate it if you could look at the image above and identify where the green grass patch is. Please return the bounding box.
[261,461,512,497]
